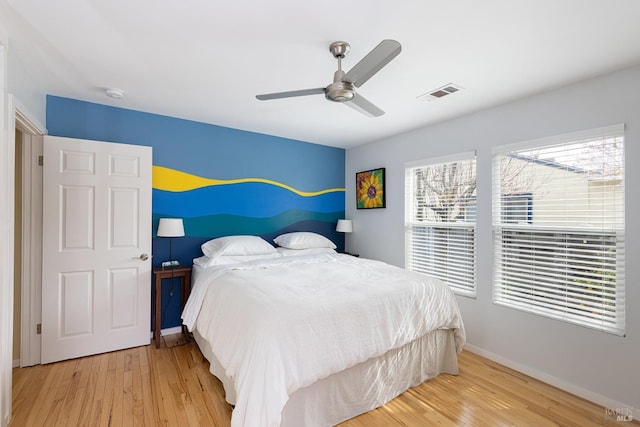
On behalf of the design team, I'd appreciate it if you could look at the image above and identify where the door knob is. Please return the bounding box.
[132,253,149,261]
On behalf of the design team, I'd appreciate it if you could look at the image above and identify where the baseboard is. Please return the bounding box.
[149,326,184,339]
[464,344,637,421]
[12,359,19,368]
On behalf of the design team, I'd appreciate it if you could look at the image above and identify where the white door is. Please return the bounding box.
[41,136,152,364]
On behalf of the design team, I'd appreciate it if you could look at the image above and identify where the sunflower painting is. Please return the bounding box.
[356,168,386,209]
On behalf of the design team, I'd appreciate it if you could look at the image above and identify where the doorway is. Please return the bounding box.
[11,107,45,376]
[13,122,43,368]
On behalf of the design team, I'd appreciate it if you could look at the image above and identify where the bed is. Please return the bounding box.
[182,233,465,427]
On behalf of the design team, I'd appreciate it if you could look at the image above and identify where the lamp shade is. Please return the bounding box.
[157,218,185,237]
[336,219,353,233]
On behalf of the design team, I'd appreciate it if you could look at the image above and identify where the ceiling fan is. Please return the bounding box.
[256,39,402,117]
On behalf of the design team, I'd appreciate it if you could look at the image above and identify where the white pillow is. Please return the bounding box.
[193,255,211,267]
[276,247,336,257]
[201,235,276,258]
[274,232,337,250]
[195,252,281,268]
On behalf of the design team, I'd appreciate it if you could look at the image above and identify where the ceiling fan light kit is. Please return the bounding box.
[256,39,401,117]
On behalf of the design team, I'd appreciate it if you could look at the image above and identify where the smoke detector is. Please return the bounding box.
[105,88,125,99]
[417,83,463,102]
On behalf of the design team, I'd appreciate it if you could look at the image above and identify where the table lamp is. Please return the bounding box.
[157,218,184,268]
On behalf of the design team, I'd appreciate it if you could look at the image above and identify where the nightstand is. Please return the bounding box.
[153,265,192,348]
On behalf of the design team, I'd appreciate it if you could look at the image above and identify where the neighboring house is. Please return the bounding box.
[501,150,623,228]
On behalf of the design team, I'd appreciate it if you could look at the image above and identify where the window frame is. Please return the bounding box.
[491,124,625,336]
[405,151,477,297]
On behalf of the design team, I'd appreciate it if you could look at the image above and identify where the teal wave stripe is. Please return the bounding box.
[152,183,344,218]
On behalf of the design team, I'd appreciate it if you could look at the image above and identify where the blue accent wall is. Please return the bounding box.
[46,95,345,330]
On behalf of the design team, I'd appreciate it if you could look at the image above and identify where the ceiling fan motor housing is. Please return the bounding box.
[326,81,355,102]
[326,69,355,102]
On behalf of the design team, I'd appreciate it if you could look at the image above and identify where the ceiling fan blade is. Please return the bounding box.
[345,93,385,117]
[343,40,401,88]
[256,88,325,100]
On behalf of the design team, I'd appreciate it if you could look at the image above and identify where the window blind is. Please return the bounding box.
[492,125,625,335]
[405,153,477,296]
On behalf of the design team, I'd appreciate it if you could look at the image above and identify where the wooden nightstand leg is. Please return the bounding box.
[179,273,191,339]
[154,275,162,348]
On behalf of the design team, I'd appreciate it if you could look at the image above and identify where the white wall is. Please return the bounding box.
[0,37,12,427]
[0,2,47,129]
[346,65,640,413]
[5,46,45,127]
[0,11,47,423]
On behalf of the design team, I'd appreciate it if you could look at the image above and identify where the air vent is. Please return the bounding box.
[417,83,463,101]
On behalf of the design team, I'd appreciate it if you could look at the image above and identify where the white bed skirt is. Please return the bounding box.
[193,328,459,427]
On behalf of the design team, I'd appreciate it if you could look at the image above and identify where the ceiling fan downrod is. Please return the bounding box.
[326,41,355,102]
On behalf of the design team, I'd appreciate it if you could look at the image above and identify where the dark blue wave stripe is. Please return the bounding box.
[152,221,345,270]
[153,210,344,238]
[152,183,344,218]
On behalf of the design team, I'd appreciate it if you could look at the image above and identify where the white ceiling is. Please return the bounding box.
[3,0,640,149]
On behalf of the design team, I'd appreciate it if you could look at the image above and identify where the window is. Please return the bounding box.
[502,193,532,224]
[405,152,477,296]
[492,125,625,335]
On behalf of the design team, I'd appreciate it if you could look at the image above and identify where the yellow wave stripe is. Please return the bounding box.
[152,166,345,196]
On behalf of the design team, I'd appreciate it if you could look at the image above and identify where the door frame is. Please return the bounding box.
[9,98,45,370]
[16,109,44,367]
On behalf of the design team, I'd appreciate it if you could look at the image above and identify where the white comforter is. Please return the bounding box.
[182,253,465,427]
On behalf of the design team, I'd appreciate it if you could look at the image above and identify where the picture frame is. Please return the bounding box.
[356,167,386,209]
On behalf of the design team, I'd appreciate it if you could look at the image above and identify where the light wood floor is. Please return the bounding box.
[10,335,636,426]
